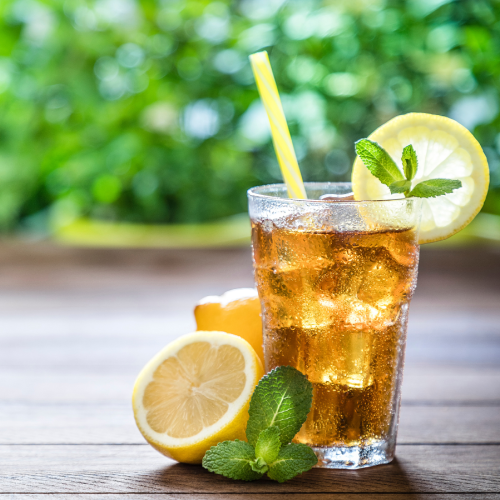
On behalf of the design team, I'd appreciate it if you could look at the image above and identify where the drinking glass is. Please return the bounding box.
[248,182,421,469]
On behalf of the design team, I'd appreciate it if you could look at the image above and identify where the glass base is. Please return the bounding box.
[313,441,394,469]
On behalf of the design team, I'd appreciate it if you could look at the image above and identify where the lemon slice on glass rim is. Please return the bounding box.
[352,113,489,244]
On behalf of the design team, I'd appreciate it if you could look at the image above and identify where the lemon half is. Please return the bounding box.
[352,113,489,244]
[194,288,264,366]
[132,331,264,464]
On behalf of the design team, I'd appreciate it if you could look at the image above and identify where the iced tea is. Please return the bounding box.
[248,183,421,468]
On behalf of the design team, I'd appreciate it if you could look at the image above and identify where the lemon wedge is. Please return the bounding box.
[352,113,489,244]
[194,288,264,366]
[132,331,264,464]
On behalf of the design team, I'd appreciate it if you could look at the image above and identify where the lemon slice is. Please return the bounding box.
[132,331,264,464]
[352,113,489,244]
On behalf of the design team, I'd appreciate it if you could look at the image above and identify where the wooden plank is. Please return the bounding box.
[3,364,499,405]
[1,444,499,493]
[397,405,500,443]
[0,246,497,321]
[1,319,499,404]
[0,246,256,292]
[4,495,500,500]
[402,365,500,403]
[0,246,497,313]
[0,405,142,445]
[1,315,499,364]
[2,319,499,372]
[1,405,499,445]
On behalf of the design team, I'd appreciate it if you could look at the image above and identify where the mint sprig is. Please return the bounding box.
[355,138,462,198]
[202,366,317,483]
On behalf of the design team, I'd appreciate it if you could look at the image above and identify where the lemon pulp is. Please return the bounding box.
[143,342,246,438]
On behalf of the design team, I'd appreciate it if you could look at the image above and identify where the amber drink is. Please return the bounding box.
[248,183,421,469]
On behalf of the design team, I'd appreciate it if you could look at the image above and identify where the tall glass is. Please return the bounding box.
[248,182,421,469]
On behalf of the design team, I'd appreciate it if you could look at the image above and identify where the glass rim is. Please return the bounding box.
[247,182,419,205]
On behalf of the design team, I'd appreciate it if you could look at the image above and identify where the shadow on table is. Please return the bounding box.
[151,457,415,495]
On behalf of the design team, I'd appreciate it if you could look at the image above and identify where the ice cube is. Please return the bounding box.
[297,314,375,388]
[357,247,417,310]
[383,229,419,268]
[261,219,274,232]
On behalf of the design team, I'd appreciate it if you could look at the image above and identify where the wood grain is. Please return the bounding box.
[1,445,499,494]
[2,361,500,405]
[0,244,499,497]
[2,327,500,404]
[1,405,499,445]
[4,496,500,500]
[3,496,500,500]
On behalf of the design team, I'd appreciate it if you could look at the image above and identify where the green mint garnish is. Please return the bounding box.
[250,456,269,474]
[355,138,462,198]
[354,139,404,187]
[246,365,313,447]
[254,426,281,465]
[389,179,412,195]
[401,144,418,181]
[267,443,319,483]
[202,366,317,483]
[408,178,463,198]
[202,440,263,482]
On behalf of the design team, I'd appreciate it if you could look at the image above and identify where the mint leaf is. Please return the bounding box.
[202,440,263,481]
[355,139,404,187]
[246,366,313,447]
[267,443,318,483]
[401,144,418,180]
[255,426,281,464]
[409,178,462,198]
[250,457,268,474]
[389,180,412,195]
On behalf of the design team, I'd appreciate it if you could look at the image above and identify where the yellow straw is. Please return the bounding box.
[249,51,307,199]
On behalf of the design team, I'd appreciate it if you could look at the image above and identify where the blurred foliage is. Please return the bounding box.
[0,0,500,232]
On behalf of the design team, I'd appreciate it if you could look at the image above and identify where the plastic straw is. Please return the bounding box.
[249,51,307,199]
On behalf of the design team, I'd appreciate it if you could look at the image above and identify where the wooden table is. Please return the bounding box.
[1,242,499,499]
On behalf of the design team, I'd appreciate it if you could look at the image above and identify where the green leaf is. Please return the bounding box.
[355,139,404,187]
[401,144,418,181]
[255,426,281,464]
[389,180,412,195]
[267,443,318,483]
[202,440,263,481]
[250,457,269,474]
[246,366,313,447]
[409,178,462,198]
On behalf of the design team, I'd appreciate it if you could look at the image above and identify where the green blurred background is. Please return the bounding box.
[1,0,499,245]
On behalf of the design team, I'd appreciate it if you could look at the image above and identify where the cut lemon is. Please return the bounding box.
[352,113,489,244]
[194,288,264,366]
[132,331,264,464]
